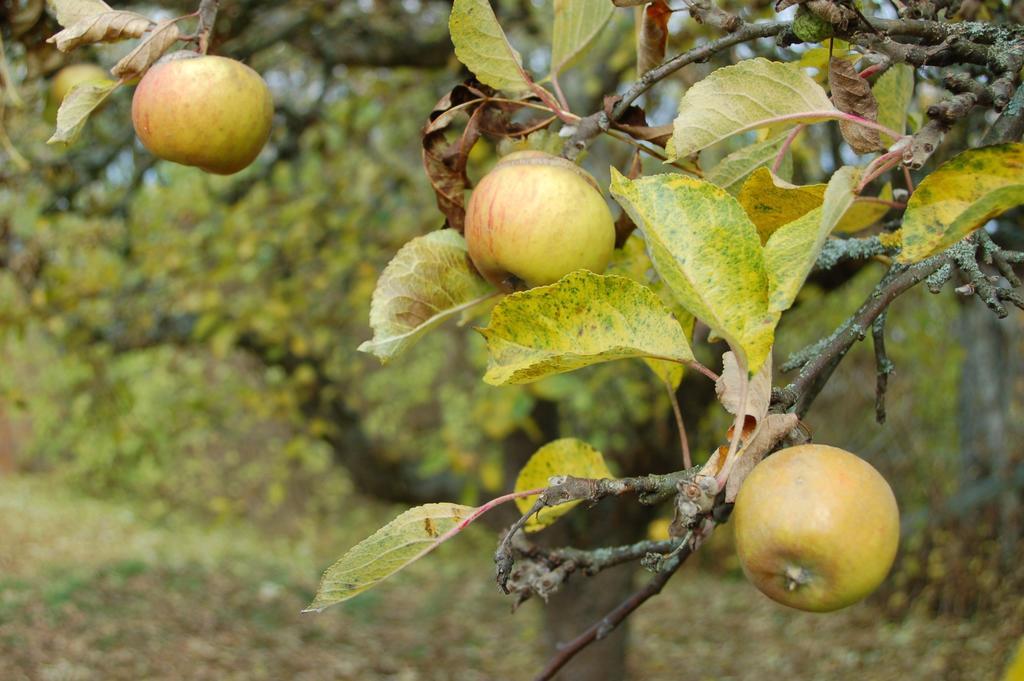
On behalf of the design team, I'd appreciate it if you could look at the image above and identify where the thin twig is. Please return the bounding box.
[196,0,220,55]
[663,377,691,468]
[533,542,691,681]
[871,310,893,424]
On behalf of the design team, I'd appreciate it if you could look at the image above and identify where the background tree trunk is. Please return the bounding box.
[0,400,20,475]
[957,301,1021,564]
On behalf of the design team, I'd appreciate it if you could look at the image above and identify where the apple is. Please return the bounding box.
[732,444,899,612]
[464,151,615,289]
[131,53,273,175]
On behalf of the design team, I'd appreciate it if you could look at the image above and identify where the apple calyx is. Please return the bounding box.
[783,565,813,592]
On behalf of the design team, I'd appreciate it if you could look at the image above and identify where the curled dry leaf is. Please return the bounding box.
[724,413,801,501]
[48,10,153,52]
[636,1,671,76]
[829,57,883,153]
[110,20,181,82]
[422,80,493,232]
[48,0,113,27]
[604,95,673,149]
[716,350,772,428]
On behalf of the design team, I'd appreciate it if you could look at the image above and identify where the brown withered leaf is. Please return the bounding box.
[637,1,671,75]
[110,20,180,82]
[48,10,153,52]
[698,412,800,501]
[422,80,495,233]
[828,56,884,153]
[422,79,554,231]
[716,350,772,429]
[723,413,800,501]
[48,0,113,27]
[603,95,672,148]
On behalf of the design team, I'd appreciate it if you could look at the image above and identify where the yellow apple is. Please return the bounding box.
[464,151,615,289]
[732,444,900,612]
[131,54,273,175]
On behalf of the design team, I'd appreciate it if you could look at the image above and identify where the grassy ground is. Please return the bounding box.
[1,476,1021,681]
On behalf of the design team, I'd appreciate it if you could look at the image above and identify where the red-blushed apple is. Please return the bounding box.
[732,444,900,612]
[464,151,615,289]
[131,53,273,175]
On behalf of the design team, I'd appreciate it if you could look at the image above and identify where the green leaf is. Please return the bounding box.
[47,79,118,145]
[514,438,613,532]
[305,503,475,611]
[667,58,836,160]
[610,169,775,374]
[479,270,693,385]
[898,143,1024,263]
[359,230,495,363]
[450,0,531,93]
[705,130,794,195]
[738,167,826,244]
[763,166,859,314]
[872,64,914,146]
[550,0,613,76]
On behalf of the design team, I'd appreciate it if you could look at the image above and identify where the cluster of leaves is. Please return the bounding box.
[310,0,1024,612]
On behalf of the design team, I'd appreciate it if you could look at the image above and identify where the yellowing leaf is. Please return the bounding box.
[1002,637,1024,681]
[514,438,613,532]
[47,78,118,145]
[47,10,152,51]
[898,144,1024,263]
[645,357,684,388]
[610,169,775,374]
[305,503,474,611]
[763,166,859,314]
[705,130,794,195]
[739,167,826,243]
[606,233,697,339]
[873,64,914,146]
[834,184,893,234]
[359,230,495,363]
[478,270,694,385]
[667,58,836,160]
[550,0,613,75]
[449,0,531,93]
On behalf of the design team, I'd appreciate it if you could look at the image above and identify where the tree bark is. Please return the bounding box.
[540,503,647,681]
